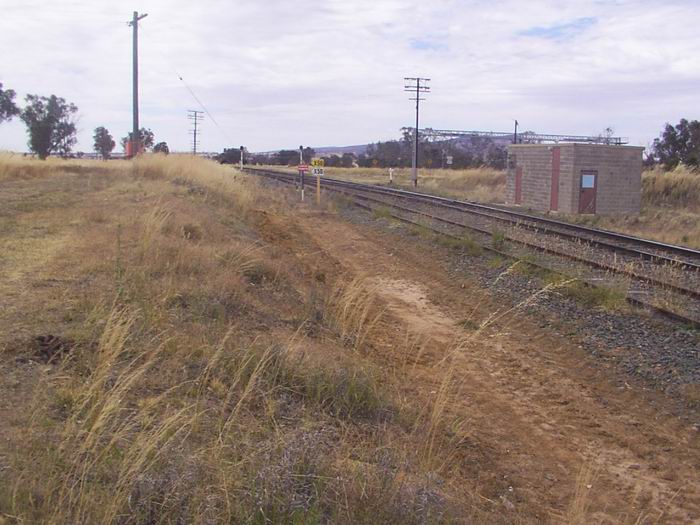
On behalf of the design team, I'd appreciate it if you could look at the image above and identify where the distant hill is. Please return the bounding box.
[312,144,369,156]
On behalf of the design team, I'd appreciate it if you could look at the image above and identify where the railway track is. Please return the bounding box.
[242,166,700,328]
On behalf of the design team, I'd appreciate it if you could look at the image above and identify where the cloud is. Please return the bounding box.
[0,0,699,153]
[409,37,449,51]
[519,17,597,40]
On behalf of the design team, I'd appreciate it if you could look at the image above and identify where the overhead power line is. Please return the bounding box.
[137,23,236,147]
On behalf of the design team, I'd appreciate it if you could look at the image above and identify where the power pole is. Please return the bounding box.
[188,110,204,154]
[404,77,430,188]
[128,11,148,157]
[513,119,519,144]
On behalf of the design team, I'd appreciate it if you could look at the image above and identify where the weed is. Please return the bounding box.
[458,318,480,331]
[243,260,278,285]
[491,229,507,251]
[436,234,483,256]
[513,255,552,279]
[331,194,355,211]
[181,223,203,241]
[560,280,628,311]
[408,223,432,238]
[487,256,506,269]
[323,278,383,351]
[372,206,393,220]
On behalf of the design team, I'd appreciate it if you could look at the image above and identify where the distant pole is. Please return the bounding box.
[128,11,148,157]
[513,119,519,144]
[299,145,305,201]
[187,110,204,154]
[404,77,430,188]
[239,146,244,170]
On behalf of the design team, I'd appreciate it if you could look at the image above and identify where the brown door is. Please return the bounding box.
[579,170,597,213]
[515,167,523,204]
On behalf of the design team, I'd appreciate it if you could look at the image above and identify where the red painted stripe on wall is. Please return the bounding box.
[550,147,560,211]
[515,167,523,204]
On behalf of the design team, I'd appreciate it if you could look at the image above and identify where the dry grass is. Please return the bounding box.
[0,152,123,181]
[0,154,655,523]
[261,164,506,203]
[642,164,700,210]
[0,154,493,523]
[323,277,383,351]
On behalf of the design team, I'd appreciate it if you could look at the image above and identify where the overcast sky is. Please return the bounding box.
[0,0,698,153]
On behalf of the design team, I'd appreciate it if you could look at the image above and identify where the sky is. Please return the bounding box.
[0,0,699,153]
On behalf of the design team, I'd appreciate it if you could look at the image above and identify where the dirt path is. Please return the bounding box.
[295,209,700,523]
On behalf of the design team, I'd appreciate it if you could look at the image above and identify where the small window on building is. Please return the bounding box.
[581,171,597,188]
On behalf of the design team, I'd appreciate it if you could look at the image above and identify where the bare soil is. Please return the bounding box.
[289,207,700,522]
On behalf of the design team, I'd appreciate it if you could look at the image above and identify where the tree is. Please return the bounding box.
[93,126,115,160]
[0,82,20,123]
[20,94,78,159]
[651,119,700,170]
[217,147,249,164]
[120,127,155,152]
[153,142,169,154]
[484,145,507,169]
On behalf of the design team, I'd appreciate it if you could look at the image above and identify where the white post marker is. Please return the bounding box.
[298,163,309,201]
[311,158,324,205]
[389,167,394,184]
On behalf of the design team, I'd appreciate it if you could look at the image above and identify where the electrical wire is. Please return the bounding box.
[138,23,237,147]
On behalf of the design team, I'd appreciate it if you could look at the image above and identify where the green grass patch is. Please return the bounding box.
[407,223,432,238]
[512,255,553,278]
[436,234,483,256]
[372,206,394,220]
[559,281,628,311]
[486,256,506,269]
[491,229,507,251]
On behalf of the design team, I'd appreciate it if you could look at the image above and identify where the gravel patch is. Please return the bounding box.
[334,195,700,397]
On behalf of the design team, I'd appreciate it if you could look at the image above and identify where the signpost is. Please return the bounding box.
[311,159,324,205]
[298,163,309,201]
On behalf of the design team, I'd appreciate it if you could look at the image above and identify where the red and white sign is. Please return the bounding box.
[298,164,309,172]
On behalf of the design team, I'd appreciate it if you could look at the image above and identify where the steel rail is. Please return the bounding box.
[244,166,700,268]
[249,168,698,298]
[246,167,700,329]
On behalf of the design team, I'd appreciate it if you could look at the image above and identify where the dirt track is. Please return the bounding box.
[292,208,700,523]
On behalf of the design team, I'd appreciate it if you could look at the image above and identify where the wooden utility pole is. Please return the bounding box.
[128,11,148,156]
[188,110,204,154]
[404,77,430,188]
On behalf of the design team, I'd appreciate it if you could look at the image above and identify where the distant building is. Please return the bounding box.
[506,144,643,215]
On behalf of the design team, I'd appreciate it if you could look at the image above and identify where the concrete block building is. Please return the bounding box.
[506,144,643,215]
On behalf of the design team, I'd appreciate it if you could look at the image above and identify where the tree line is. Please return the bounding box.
[2,81,698,169]
[0,82,168,159]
